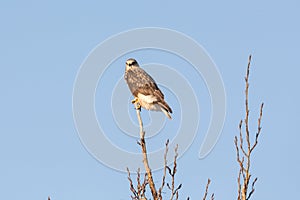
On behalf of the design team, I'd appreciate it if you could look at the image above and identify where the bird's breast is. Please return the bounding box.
[137,93,160,111]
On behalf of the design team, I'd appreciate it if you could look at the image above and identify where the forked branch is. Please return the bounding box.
[235,55,264,200]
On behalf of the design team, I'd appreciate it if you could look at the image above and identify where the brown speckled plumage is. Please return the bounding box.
[124,58,172,119]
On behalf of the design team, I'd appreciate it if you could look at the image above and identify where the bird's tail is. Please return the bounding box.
[160,107,172,119]
[158,101,172,119]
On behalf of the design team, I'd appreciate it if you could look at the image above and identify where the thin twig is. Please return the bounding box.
[202,179,211,200]
[137,168,142,197]
[167,145,181,200]
[158,139,170,200]
[250,103,264,153]
[137,168,148,199]
[247,177,257,200]
[127,167,139,199]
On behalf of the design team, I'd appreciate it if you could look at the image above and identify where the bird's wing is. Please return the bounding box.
[125,67,163,98]
[125,67,172,113]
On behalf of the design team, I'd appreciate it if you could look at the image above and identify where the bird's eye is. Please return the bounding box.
[126,60,137,67]
[129,62,136,66]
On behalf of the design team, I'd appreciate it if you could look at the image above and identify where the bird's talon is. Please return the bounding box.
[135,103,141,111]
[131,98,138,104]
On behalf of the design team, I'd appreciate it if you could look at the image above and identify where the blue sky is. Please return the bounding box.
[0,0,299,199]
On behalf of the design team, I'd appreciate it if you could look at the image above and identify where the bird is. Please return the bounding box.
[124,58,173,119]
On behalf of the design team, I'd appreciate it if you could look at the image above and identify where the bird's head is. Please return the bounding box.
[125,58,139,71]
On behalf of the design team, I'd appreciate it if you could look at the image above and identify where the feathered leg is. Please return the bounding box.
[131,97,141,110]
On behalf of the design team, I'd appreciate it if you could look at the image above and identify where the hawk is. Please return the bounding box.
[124,58,173,119]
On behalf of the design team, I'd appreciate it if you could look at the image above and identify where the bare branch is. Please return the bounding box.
[237,167,242,200]
[239,120,247,157]
[244,55,251,156]
[246,177,257,200]
[137,168,142,197]
[135,104,157,199]
[175,189,179,200]
[157,144,183,200]
[137,168,148,199]
[129,105,183,200]
[235,55,264,200]
[134,103,158,200]
[158,140,170,200]
[127,167,139,199]
[126,167,148,200]
[168,145,181,200]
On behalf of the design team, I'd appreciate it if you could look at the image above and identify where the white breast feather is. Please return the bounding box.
[138,93,157,103]
[137,93,160,111]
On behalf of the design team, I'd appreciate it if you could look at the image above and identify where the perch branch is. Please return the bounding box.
[134,103,158,200]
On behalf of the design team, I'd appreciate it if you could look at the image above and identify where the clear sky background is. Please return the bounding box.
[1,0,299,199]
